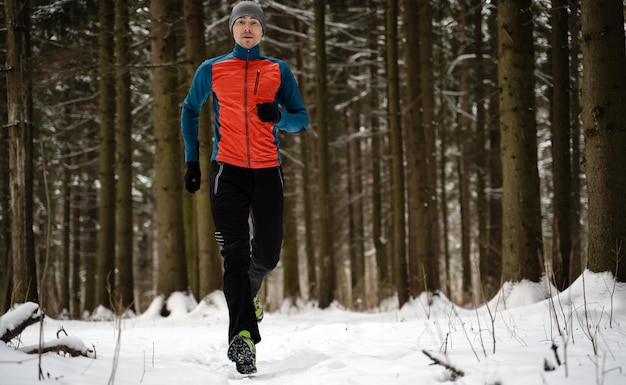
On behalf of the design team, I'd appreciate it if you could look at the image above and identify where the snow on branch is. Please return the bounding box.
[19,334,95,358]
[422,349,465,380]
[1,302,95,359]
[0,302,42,343]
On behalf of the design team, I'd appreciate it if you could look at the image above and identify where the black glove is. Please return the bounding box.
[184,161,201,194]
[257,102,281,123]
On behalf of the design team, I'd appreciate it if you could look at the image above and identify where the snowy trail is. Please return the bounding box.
[2,271,626,385]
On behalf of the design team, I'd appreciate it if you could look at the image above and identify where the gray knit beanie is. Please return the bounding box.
[229,1,266,35]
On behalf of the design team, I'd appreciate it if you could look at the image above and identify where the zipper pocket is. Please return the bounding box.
[254,70,260,95]
[214,162,225,195]
[277,166,284,189]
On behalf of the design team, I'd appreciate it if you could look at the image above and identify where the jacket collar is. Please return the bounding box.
[233,43,261,60]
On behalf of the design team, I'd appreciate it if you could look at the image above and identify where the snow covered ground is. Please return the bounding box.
[1,270,625,385]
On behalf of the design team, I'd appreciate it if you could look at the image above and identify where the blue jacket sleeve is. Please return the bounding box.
[274,62,309,133]
[181,60,213,162]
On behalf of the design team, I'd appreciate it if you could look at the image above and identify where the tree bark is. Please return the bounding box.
[580,0,626,281]
[386,0,409,306]
[83,178,99,313]
[568,0,583,282]
[96,0,116,310]
[114,0,135,312]
[457,0,473,302]
[484,4,502,299]
[418,0,441,292]
[71,166,82,318]
[550,0,572,290]
[5,0,38,305]
[182,0,221,299]
[314,0,335,308]
[294,5,316,302]
[0,30,9,312]
[60,167,71,313]
[473,0,489,301]
[498,0,543,283]
[151,0,188,305]
[369,0,388,302]
[403,0,428,298]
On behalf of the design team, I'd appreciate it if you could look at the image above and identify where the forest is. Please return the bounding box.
[1,0,625,319]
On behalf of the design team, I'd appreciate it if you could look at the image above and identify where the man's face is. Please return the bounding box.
[232,16,263,49]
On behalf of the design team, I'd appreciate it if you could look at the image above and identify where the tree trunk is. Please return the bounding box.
[5,0,38,305]
[568,0,583,282]
[457,0,473,302]
[483,4,502,299]
[114,0,135,312]
[369,0,388,302]
[473,0,489,302]
[83,179,98,313]
[498,0,543,283]
[71,166,82,318]
[580,0,626,281]
[0,91,9,312]
[550,0,572,290]
[282,11,312,303]
[0,19,9,311]
[96,0,116,310]
[403,0,424,298]
[60,167,71,313]
[183,0,221,299]
[282,147,300,303]
[294,6,316,302]
[151,0,188,305]
[386,0,409,306]
[348,113,365,306]
[314,0,335,308]
[418,0,440,292]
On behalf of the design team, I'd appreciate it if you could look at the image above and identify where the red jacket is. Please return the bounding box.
[182,44,309,169]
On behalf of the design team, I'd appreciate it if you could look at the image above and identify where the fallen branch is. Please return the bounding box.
[19,335,95,358]
[2,303,95,359]
[1,302,42,343]
[422,349,465,380]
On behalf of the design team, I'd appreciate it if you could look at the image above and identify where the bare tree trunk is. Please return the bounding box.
[457,1,472,301]
[294,6,316,301]
[5,0,38,305]
[386,0,409,306]
[114,0,135,311]
[0,16,9,311]
[568,0,583,282]
[0,78,10,312]
[282,148,300,303]
[581,0,626,281]
[151,0,188,305]
[403,0,425,298]
[96,0,116,310]
[418,0,440,292]
[498,0,543,283]
[348,112,365,306]
[550,0,572,290]
[472,0,489,301]
[483,5,502,299]
[314,0,335,308]
[181,115,196,300]
[369,0,388,302]
[60,167,71,313]
[71,166,82,318]
[182,0,221,299]
[83,179,99,313]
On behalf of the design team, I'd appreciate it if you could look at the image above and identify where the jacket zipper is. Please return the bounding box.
[254,70,260,95]
[245,50,251,168]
